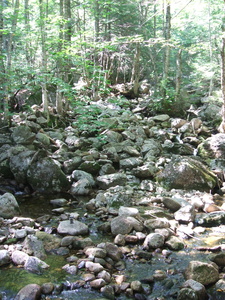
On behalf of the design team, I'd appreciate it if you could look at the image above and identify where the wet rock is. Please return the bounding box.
[157,156,217,191]
[185,261,219,285]
[177,288,198,300]
[143,233,165,249]
[72,237,94,249]
[165,236,185,251]
[12,250,29,265]
[62,264,77,274]
[0,193,20,218]
[182,279,207,300]
[101,285,115,300]
[111,216,143,236]
[96,173,127,189]
[0,250,10,266]
[57,220,89,236]
[24,256,49,274]
[196,211,225,227]
[14,284,41,300]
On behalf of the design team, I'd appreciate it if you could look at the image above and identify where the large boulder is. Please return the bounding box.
[156,156,217,192]
[14,284,41,300]
[198,133,225,159]
[0,193,20,218]
[11,125,36,145]
[26,150,70,193]
[110,216,143,236]
[185,261,219,286]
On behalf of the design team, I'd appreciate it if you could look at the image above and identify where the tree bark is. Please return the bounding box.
[219,37,225,132]
[175,49,182,104]
[130,42,141,97]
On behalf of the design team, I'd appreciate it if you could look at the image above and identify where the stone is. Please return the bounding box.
[210,252,225,267]
[70,178,94,195]
[41,282,54,295]
[90,278,106,289]
[111,216,143,236]
[174,205,196,223]
[57,220,89,236]
[97,270,111,283]
[143,233,165,249]
[85,261,104,273]
[101,285,115,300]
[12,250,29,265]
[104,242,122,261]
[165,236,185,251]
[120,157,143,170]
[35,231,61,252]
[14,229,27,239]
[14,284,41,300]
[50,198,68,207]
[198,133,225,159]
[62,264,77,274]
[130,280,143,292]
[23,235,46,259]
[118,206,139,217]
[177,288,198,300]
[144,218,170,230]
[0,250,10,266]
[24,256,49,274]
[185,261,219,285]
[157,156,217,192]
[11,125,36,145]
[85,247,107,259]
[0,193,20,218]
[182,279,207,300]
[96,173,127,189]
[196,211,225,227]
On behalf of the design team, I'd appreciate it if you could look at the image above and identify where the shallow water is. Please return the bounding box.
[0,194,224,299]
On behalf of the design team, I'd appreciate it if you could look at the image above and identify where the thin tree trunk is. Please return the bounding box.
[175,49,182,104]
[130,42,141,97]
[219,37,225,132]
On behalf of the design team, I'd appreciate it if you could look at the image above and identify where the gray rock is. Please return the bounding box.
[182,279,207,300]
[185,261,219,285]
[196,211,225,227]
[198,133,225,159]
[85,247,107,259]
[27,151,70,193]
[118,206,139,217]
[144,218,170,230]
[14,284,41,300]
[23,235,46,259]
[97,270,111,283]
[157,156,217,191]
[57,220,89,236]
[111,216,143,236]
[11,125,36,145]
[143,233,165,249]
[50,198,68,207]
[96,173,127,189]
[120,157,143,170]
[141,139,162,157]
[165,236,185,251]
[90,278,106,289]
[177,288,198,300]
[0,193,20,218]
[210,252,225,267]
[132,162,157,178]
[12,250,29,265]
[63,156,82,174]
[70,178,94,195]
[62,264,77,274]
[71,169,95,185]
[14,229,27,239]
[174,205,196,223]
[101,285,115,300]
[0,250,10,266]
[24,256,49,274]
[85,261,104,273]
[35,231,62,252]
[104,242,122,261]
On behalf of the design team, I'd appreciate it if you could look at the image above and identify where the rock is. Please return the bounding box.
[132,162,157,178]
[85,261,104,273]
[14,284,41,300]
[63,157,82,174]
[24,256,49,274]
[9,146,36,184]
[210,252,225,267]
[120,157,143,170]
[12,250,29,265]
[198,133,225,159]
[174,205,196,223]
[118,206,139,217]
[90,278,106,289]
[0,250,10,266]
[62,264,77,274]
[14,229,27,239]
[143,233,165,249]
[177,288,198,300]
[85,247,107,259]
[141,139,162,157]
[70,178,94,195]
[165,236,185,251]
[144,218,170,230]
[111,216,143,236]
[215,279,225,291]
[162,197,186,212]
[11,125,36,145]
[182,279,207,300]
[23,235,46,259]
[41,282,54,295]
[50,198,68,207]
[101,285,115,300]
[27,151,70,193]
[36,231,61,252]
[97,270,111,283]
[157,156,217,191]
[0,193,20,218]
[96,173,127,189]
[104,242,122,261]
[185,261,219,285]
[130,280,143,292]
[196,211,225,227]
[57,220,89,236]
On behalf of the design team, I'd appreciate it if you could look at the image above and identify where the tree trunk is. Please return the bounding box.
[219,37,225,132]
[130,42,141,97]
[175,49,182,104]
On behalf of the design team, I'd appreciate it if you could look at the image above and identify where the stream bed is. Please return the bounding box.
[0,194,225,300]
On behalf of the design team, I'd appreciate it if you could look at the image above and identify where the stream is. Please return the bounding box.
[0,194,225,300]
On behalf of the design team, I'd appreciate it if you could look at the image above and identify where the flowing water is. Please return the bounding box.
[0,194,224,299]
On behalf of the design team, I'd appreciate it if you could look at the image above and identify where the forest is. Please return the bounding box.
[0,0,224,125]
